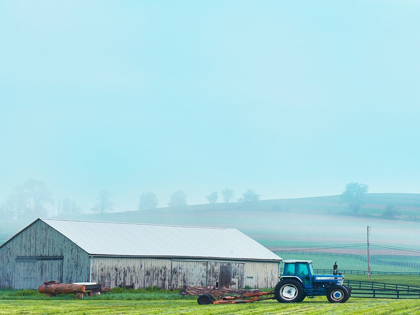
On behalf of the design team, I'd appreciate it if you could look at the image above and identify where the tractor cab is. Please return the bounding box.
[276,260,350,303]
[281,260,315,287]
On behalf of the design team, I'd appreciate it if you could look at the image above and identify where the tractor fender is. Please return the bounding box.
[279,276,303,284]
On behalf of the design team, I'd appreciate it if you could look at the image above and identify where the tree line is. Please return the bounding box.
[0,179,407,220]
[138,188,261,210]
[0,179,263,218]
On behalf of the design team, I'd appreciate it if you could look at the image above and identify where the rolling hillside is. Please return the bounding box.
[2,193,420,255]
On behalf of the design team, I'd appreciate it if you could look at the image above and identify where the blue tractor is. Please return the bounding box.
[275,260,351,303]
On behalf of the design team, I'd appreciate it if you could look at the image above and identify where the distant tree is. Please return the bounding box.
[206,192,218,205]
[168,190,187,208]
[92,190,114,214]
[62,198,81,215]
[221,188,234,203]
[12,179,53,219]
[56,198,61,217]
[62,198,71,215]
[382,205,401,220]
[341,182,368,215]
[238,189,260,202]
[71,200,81,214]
[138,192,159,210]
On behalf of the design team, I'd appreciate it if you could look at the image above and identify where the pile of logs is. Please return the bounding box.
[180,285,262,297]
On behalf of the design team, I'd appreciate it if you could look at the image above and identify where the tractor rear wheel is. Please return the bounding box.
[274,279,306,303]
[326,285,349,303]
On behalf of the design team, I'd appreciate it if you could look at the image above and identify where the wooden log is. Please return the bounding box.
[38,283,86,295]
[181,285,262,297]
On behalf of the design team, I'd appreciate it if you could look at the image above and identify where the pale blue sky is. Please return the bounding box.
[1,0,419,210]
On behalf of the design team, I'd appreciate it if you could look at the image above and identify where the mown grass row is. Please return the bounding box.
[0,287,196,301]
[1,297,420,315]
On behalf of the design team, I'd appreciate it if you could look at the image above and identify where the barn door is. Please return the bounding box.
[219,264,233,288]
[14,260,39,289]
[14,258,63,289]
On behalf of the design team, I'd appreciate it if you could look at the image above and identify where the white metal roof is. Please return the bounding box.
[41,219,281,262]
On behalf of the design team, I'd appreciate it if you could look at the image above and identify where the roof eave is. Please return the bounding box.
[87,253,282,262]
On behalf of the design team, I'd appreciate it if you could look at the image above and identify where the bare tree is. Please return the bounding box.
[92,190,114,214]
[238,189,260,202]
[168,190,187,208]
[138,192,159,210]
[62,198,81,216]
[341,182,368,215]
[11,179,53,219]
[221,188,234,203]
[206,192,218,205]
[55,198,61,217]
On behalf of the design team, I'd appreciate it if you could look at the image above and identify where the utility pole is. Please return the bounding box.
[367,226,371,279]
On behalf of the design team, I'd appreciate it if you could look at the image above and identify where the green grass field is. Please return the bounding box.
[1,289,419,315]
[344,274,420,286]
[2,272,420,314]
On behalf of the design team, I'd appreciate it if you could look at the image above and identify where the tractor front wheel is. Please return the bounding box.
[274,279,306,303]
[326,285,349,303]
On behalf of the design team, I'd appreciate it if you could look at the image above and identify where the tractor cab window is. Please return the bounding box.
[283,263,295,276]
[296,263,310,285]
[308,263,314,276]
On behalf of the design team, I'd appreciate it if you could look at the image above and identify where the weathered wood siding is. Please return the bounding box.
[171,260,207,288]
[244,261,279,289]
[91,258,276,289]
[91,258,171,289]
[0,220,89,289]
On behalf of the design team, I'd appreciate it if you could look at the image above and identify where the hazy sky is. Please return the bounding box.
[1,0,419,211]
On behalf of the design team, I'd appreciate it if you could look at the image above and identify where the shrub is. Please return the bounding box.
[382,205,401,220]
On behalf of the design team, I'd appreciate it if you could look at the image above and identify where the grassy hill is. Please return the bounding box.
[78,193,420,257]
[84,192,420,221]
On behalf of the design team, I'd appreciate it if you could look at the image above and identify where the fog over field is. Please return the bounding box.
[1,1,420,255]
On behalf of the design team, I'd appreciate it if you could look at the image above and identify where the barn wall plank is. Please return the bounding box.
[244,262,280,289]
[91,258,171,289]
[170,261,207,289]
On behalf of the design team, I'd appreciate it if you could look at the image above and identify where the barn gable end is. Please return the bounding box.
[0,219,89,289]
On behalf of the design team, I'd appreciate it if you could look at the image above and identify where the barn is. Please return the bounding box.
[0,218,281,290]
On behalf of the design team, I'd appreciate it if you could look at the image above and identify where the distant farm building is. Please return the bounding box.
[0,219,281,289]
